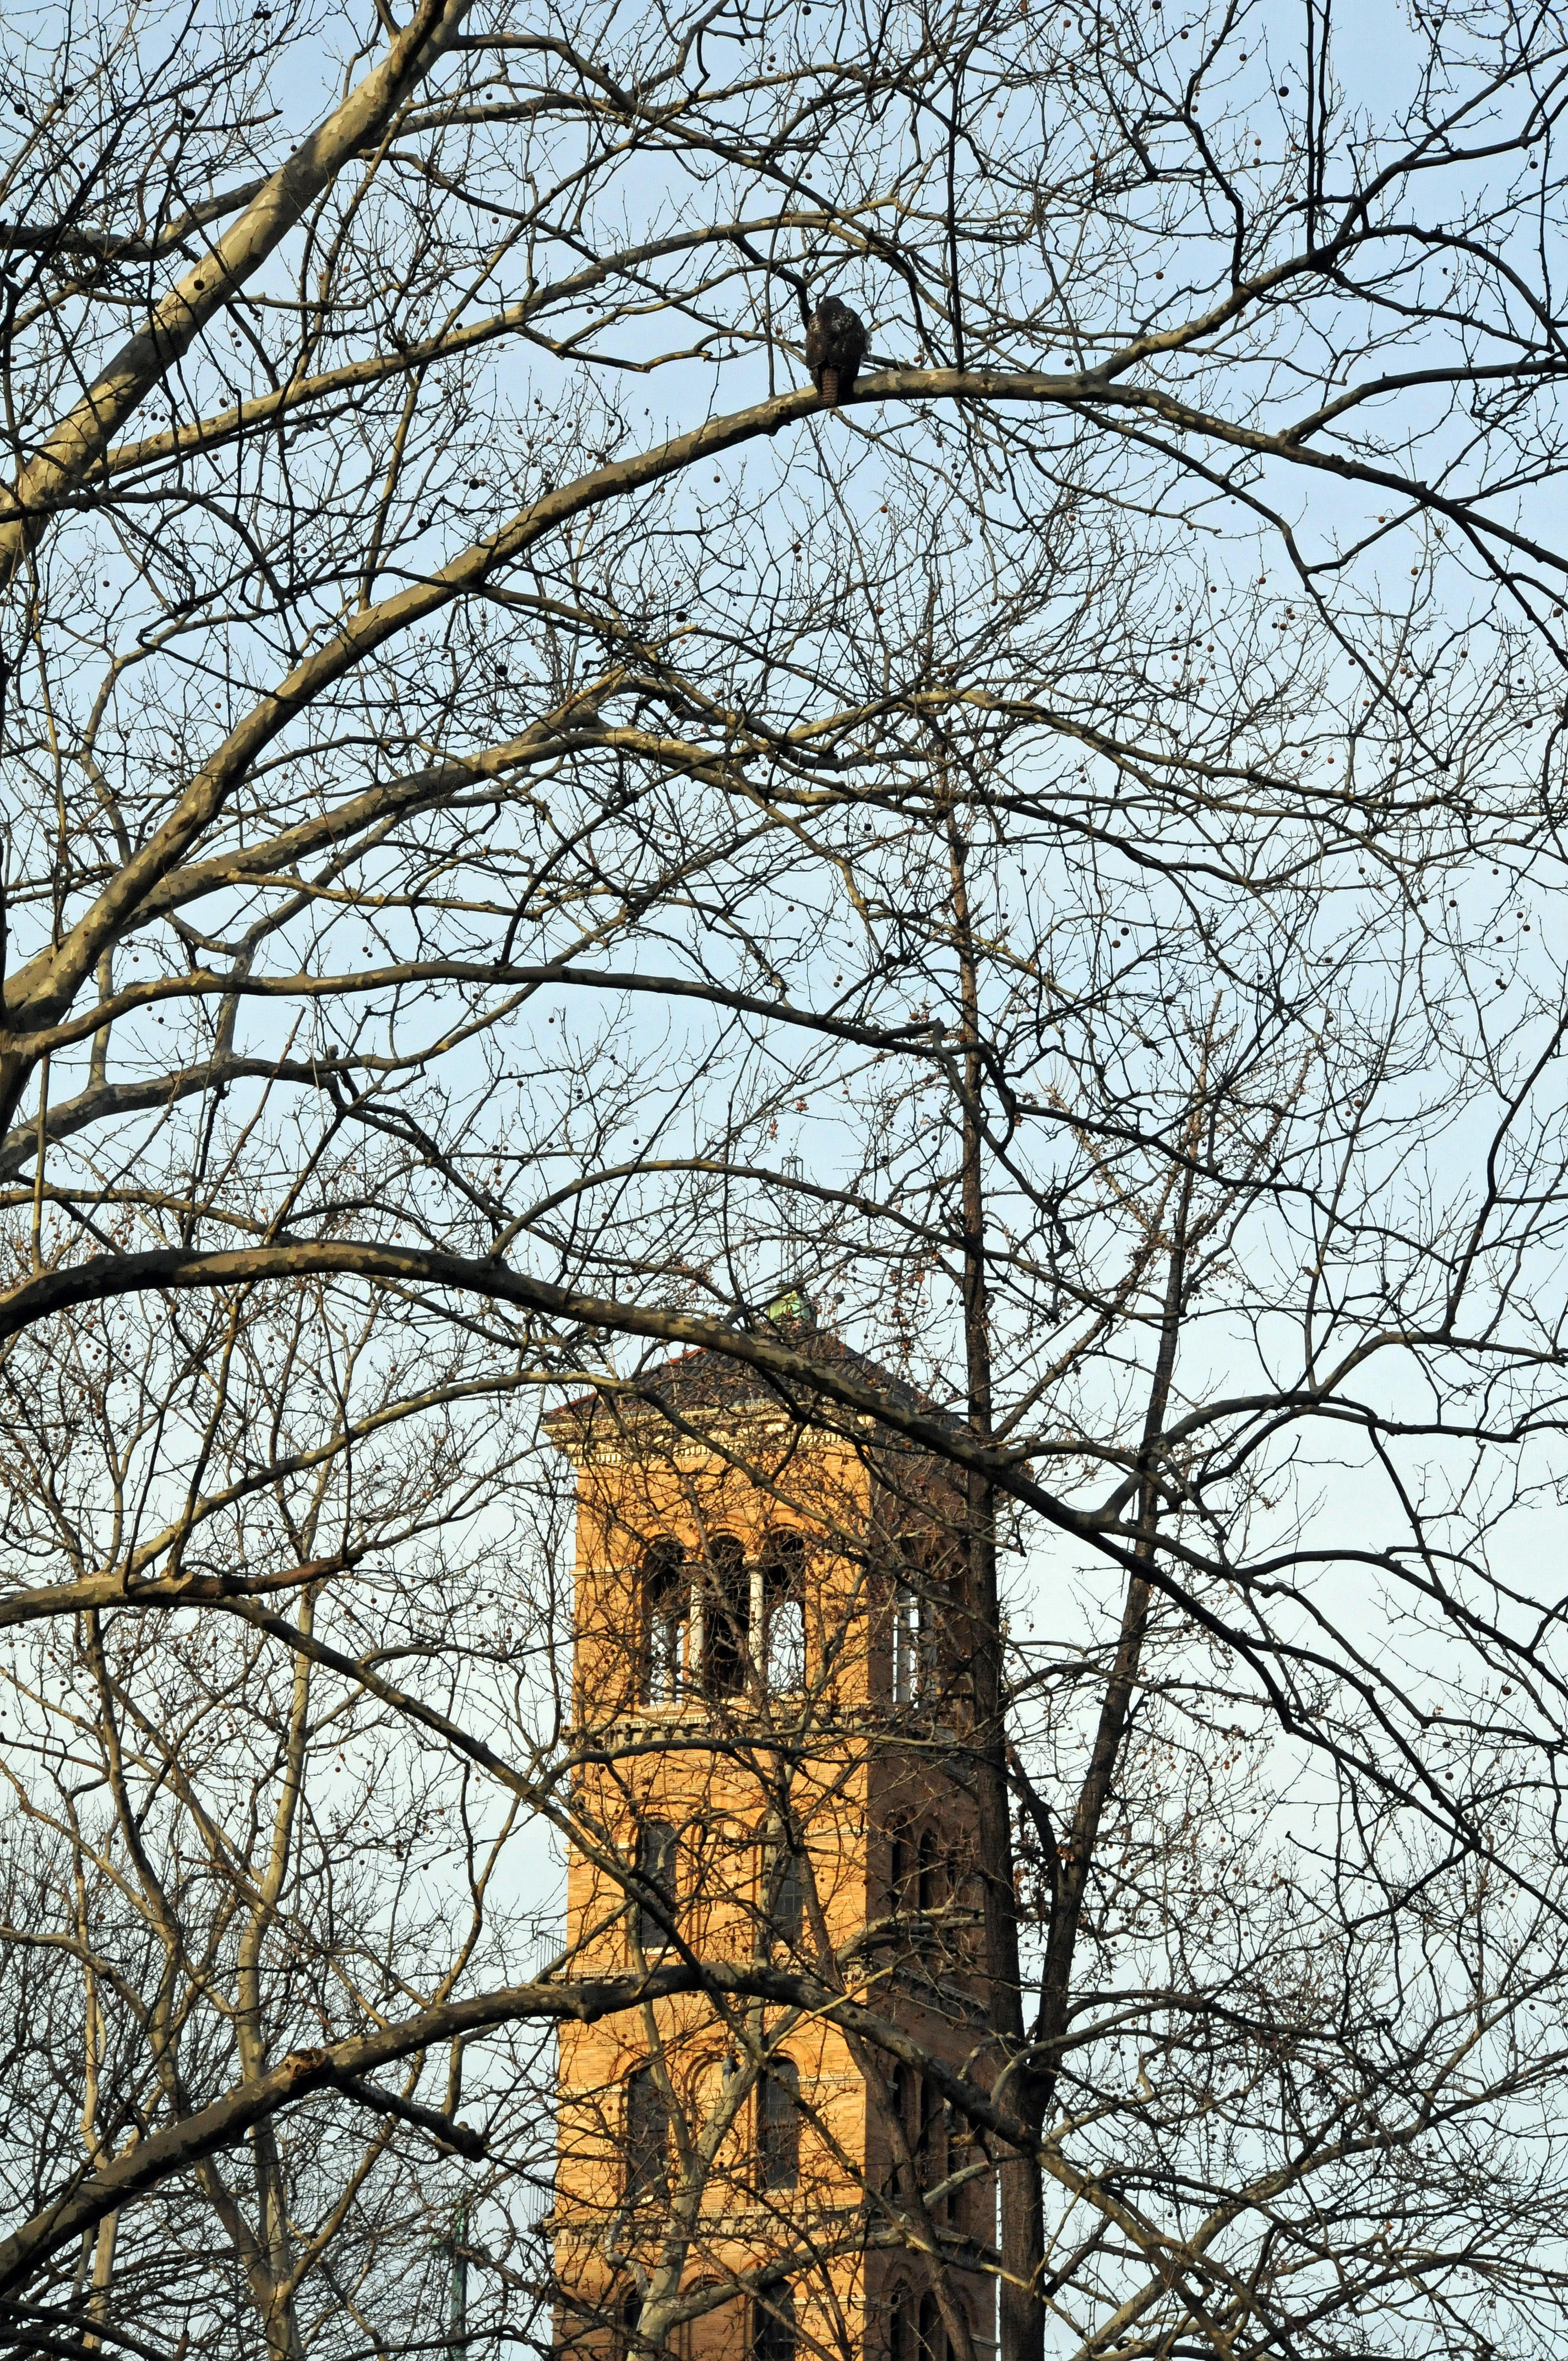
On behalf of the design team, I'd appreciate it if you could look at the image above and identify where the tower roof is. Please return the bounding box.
[542,1313,957,1448]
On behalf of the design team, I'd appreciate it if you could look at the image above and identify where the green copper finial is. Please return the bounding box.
[764,1283,816,1328]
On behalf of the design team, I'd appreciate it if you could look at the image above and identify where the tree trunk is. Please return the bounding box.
[946,815,1046,2361]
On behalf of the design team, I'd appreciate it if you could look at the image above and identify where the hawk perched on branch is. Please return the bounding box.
[804,297,867,407]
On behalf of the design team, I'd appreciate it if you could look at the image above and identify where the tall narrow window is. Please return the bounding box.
[945,2109,972,2235]
[917,1829,943,1918]
[625,2066,669,2201]
[701,1533,748,1698]
[889,1825,912,1916]
[634,1818,678,1951]
[760,1530,806,1693]
[642,1539,686,1706]
[889,2063,914,2196]
[758,2056,801,2191]
[917,2293,944,2361]
[893,1580,923,1706]
[892,1538,945,1707]
[770,1843,804,1956]
[750,2291,796,2361]
[917,2076,948,2220]
[889,2292,914,2361]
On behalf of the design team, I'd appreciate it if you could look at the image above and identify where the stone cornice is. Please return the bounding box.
[546,1397,881,1470]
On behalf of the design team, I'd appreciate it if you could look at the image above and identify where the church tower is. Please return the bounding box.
[544,1309,994,2361]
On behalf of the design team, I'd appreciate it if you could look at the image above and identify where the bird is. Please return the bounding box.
[804,296,867,407]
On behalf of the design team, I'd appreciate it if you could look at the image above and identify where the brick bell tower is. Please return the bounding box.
[543,1301,995,2361]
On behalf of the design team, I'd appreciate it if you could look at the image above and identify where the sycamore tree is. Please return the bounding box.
[5,0,1568,2354]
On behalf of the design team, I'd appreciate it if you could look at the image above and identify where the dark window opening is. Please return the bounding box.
[701,1533,749,1698]
[917,2294,945,2361]
[944,2110,971,2234]
[890,1825,911,1916]
[625,2066,670,2201]
[751,2291,796,2361]
[616,2289,644,2361]
[758,2056,801,2191]
[888,2065,946,2214]
[889,2063,913,2195]
[634,1818,678,1951]
[917,2076,949,2219]
[917,1828,943,1917]
[889,2292,913,2361]
[770,1843,804,1955]
[760,1529,806,1692]
[642,1539,686,1705]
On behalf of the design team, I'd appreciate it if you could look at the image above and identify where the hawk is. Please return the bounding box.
[804,296,867,407]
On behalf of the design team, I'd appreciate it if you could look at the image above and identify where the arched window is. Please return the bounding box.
[758,2055,801,2191]
[917,2293,945,2361]
[700,1533,748,1698]
[641,1539,686,1706]
[625,2066,669,2201]
[888,2289,914,2361]
[759,1529,806,1693]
